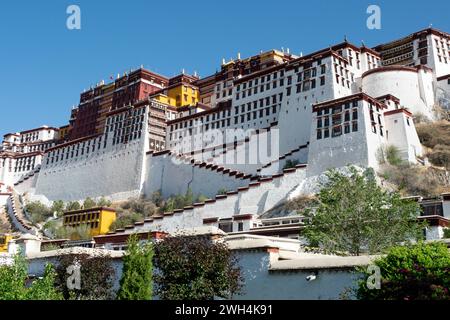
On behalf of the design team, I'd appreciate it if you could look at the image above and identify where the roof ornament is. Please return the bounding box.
[344,35,348,43]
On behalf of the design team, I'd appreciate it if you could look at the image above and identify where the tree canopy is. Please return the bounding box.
[357,242,450,300]
[302,167,425,255]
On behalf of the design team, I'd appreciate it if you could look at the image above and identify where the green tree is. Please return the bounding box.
[50,200,65,217]
[83,197,97,209]
[357,242,450,300]
[26,264,63,300]
[153,235,243,300]
[66,201,81,211]
[303,167,425,255]
[0,254,62,300]
[96,197,112,207]
[25,201,52,224]
[117,234,154,300]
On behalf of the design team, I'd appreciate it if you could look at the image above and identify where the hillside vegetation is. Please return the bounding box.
[378,119,450,197]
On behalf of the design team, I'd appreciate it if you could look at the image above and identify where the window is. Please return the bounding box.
[344,124,350,134]
[317,130,322,140]
[317,118,322,128]
[352,121,358,132]
[320,76,325,86]
[332,126,342,137]
[286,87,291,96]
[238,222,244,232]
[324,129,330,138]
[352,109,358,120]
[219,222,233,233]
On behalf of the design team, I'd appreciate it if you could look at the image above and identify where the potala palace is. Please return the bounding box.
[2,27,450,243]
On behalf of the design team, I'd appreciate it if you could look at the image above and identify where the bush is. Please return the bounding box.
[443,228,450,239]
[380,164,445,197]
[0,254,62,300]
[385,145,404,166]
[283,159,300,170]
[154,235,243,300]
[357,242,450,300]
[25,201,52,224]
[428,144,450,169]
[110,212,143,231]
[159,188,207,213]
[55,253,115,300]
[54,224,91,240]
[82,197,97,209]
[65,201,81,211]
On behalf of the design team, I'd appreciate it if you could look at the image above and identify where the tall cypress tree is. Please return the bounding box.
[117,234,153,300]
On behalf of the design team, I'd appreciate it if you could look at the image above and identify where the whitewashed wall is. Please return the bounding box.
[234,250,360,300]
[129,166,306,234]
[143,152,252,199]
[362,68,436,119]
[384,111,423,163]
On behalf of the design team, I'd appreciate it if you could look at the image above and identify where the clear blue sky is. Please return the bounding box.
[0,0,449,137]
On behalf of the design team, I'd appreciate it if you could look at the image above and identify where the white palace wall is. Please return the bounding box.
[362,66,436,119]
[143,151,253,199]
[126,166,307,234]
[34,137,148,202]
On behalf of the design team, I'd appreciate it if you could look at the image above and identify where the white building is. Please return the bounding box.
[0,27,449,239]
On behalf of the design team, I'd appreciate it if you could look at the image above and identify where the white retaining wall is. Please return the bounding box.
[143,152,253,199]
[34,138,148,202]
[126,166,307,234]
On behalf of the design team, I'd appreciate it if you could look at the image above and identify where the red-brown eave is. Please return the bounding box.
[376,94,401,104]
[312,93,387,112]
[19,126,60,135]
[384,108,413,117]
[373,28,450,51]
[437,74,450,82]
[93,231,168,244]
[166,101,232,125]
[45,133,102,153]
[63,206,116,216]
[418,215,450,227]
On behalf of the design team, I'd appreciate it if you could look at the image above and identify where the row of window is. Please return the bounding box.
[64,212,100,223]
[316,122,358,139]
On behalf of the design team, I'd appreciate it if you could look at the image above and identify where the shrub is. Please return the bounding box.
[217,188,228,196]
[55,253,115,300]
[117,234,153,300]
[428,144,450,169]
[443,228,450,239]
[25,201,52,224]
[283,159,300,170]
[65,201,81,211]
[82,197,97,209]
[0,254,62,300]
[154,235,243,300]
[110,212,142,231]
[356,242,450,300]
[385,145,404,166]
[54,224,91,240]
[380,164,445,197]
